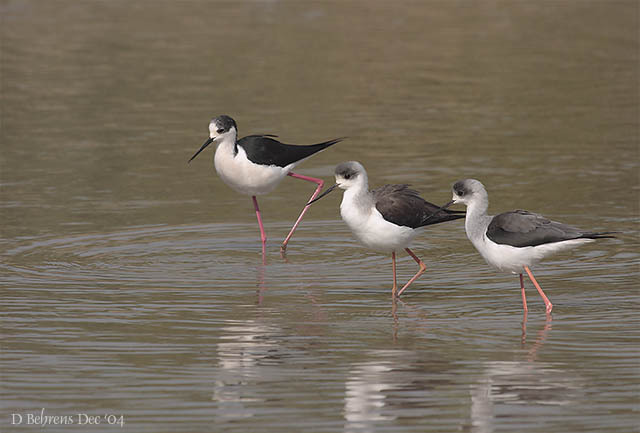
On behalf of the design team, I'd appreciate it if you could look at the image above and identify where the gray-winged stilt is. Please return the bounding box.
[438,178,616,314]
[308,161,465,297]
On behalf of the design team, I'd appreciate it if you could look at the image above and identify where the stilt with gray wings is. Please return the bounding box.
[308,161,465,297]
[189,115,342,256]
[438,179,616,314]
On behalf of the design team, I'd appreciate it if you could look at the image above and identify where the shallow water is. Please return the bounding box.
[2,1,639,432]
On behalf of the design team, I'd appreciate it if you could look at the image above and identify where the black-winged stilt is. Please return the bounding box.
[189,115,342,256]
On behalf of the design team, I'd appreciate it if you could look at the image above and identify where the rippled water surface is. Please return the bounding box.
[2,1,639,432]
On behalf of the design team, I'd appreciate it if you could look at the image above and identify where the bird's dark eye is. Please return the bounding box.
[344,173,352,180]
[216,128,224,134]
[455,189,464,196]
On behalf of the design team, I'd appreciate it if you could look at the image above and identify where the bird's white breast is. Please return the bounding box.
[213,141,292,196]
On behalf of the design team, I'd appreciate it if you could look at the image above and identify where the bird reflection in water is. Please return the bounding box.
[521,310,552,347]
[391,297,431,343]
[344,360,396,432]
[256,263,267,305]
[344,350,457,432]
[212,321,284,420]
[469,320,584,433]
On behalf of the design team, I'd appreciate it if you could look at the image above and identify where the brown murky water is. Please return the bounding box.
[2,1,638,432]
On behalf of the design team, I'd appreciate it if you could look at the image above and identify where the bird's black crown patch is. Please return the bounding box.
[213,115,237,133]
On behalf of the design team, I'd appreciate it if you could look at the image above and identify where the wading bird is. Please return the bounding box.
[308,161,465,297]
[189,115,342,256]
[438,178,616,314]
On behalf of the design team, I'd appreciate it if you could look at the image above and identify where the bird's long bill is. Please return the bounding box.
[423,199,456,223]
[307,183,339,205]
[188,137,214,163]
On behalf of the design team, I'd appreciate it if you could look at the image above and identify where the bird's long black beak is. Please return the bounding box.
[423,199,457,223]
[307,183,339,205]
[188,137,214,163]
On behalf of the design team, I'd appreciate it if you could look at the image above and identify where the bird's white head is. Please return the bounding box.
[189,114,238,163]
[305,161,369,206]
[450,178,488,208]
[423,178,488,225]
[208,115,237,143]
[334,161,368,190]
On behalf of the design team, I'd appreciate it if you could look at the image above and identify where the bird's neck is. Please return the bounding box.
[215,135,238,158]
[465,196,490,242]
[341,182,373,218]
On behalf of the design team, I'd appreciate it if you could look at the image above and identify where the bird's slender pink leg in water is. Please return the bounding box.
[252,196,267,259]
[396,248,427,297]
[520,273,529,340]
[520,273,528,313]
[280,172,324,253]
[391,251,397,298]
[524,266,553,314]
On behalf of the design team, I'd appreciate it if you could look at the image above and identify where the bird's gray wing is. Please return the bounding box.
[373,184,427,229]
[486,210,586,247]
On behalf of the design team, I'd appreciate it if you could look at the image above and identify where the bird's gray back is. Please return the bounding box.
[373,184,464,229]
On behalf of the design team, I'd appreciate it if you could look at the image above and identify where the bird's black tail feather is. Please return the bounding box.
[239,135,344,168]
[420,209,465,227]
[306,137,345,153]
[581,231,619,240]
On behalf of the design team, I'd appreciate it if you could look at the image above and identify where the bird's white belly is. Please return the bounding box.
[342,207,417,253]
[214,145,291,196]
[473,235,594,274]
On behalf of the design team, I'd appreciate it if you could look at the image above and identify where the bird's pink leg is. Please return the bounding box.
[391,251,398,298]
[520,273,528,313]
[252,196,267,259]
[521,310,528,344]
[520,273,529,340]
[524,266,553,314]
[396,248,427,297]
[280,172,324,253]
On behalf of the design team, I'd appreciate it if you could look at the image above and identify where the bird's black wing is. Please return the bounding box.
[237,135,342,168]
[486,210,615,247]
[373,184,465,229]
